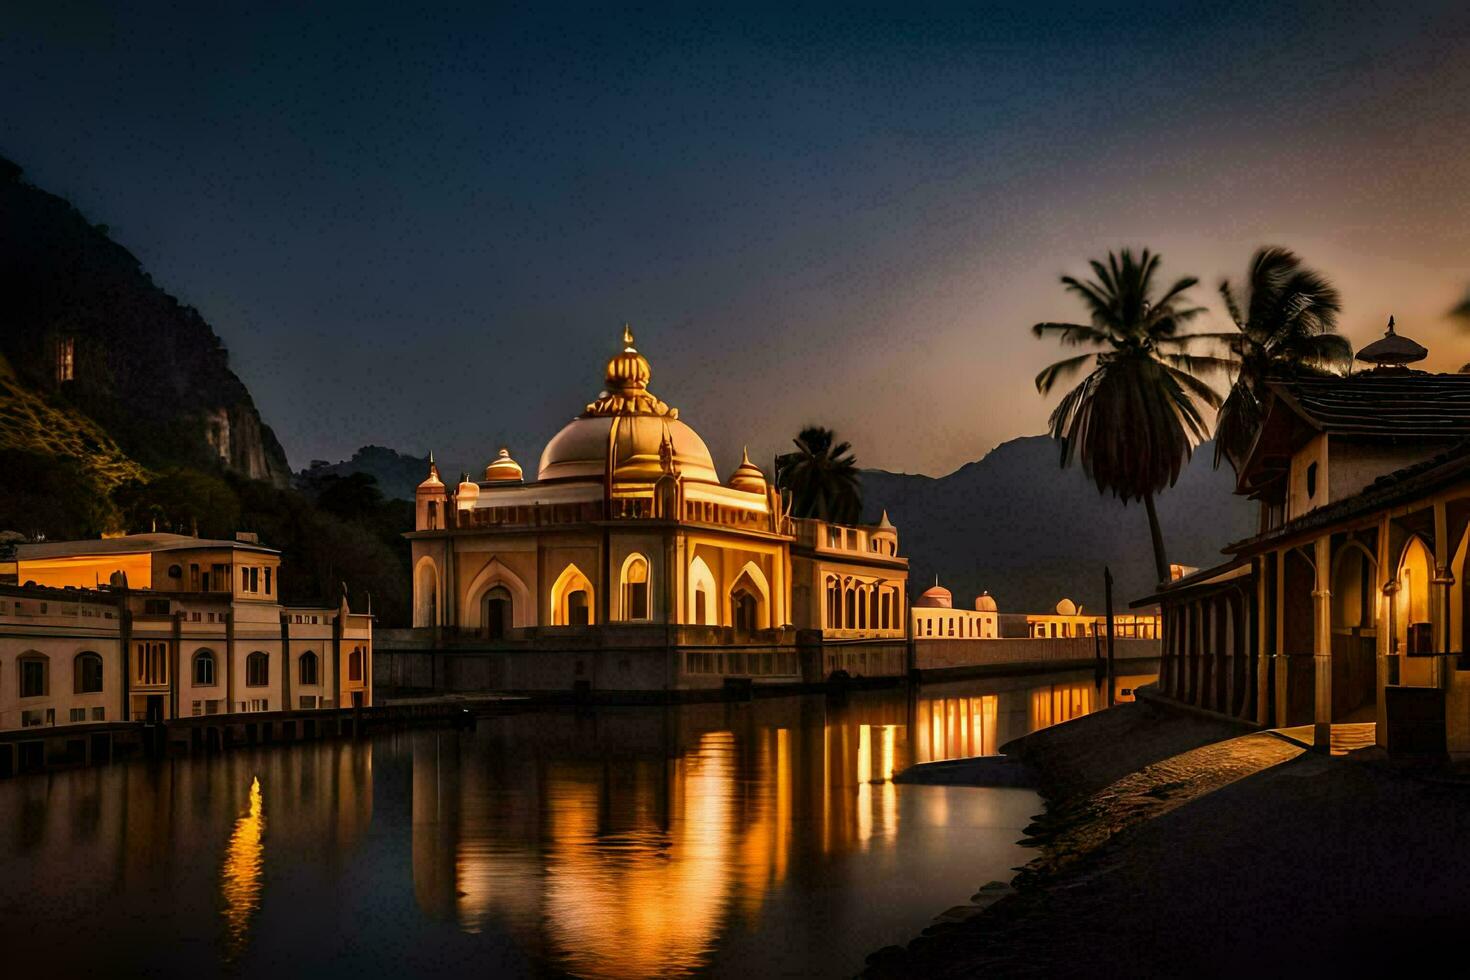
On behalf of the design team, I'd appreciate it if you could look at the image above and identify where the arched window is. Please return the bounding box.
[348,647,363,682]
[18,653,48,698]
[299,651,319,686]
[551,564,596,627]
[245,651,269,688]
[427,500,439,530]
[621,554,651,621]
[74,652,105,694]
[194,650,217,686]
[688,556,718,626]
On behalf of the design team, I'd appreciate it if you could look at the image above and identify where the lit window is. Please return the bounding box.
[56,337,75,382]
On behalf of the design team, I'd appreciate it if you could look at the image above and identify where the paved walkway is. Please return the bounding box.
[1272,722,1377,755]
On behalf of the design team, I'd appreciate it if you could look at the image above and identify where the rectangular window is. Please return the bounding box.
[20,658,46,698]
[21,710,44,727]
[265,568,272,594]
[299,695,318,710]
[190,564,201,591]
[56,336,75,382]
[91,707,105,721]
[212,564,230,592]
[70,708,86,723]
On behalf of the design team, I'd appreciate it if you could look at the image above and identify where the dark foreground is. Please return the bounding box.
[873,698,1470,978]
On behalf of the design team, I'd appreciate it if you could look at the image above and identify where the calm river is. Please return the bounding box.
[0,665,1153,977]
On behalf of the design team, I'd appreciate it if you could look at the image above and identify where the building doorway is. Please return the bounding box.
[145,695,163,724]
[733,590,758,633]
[567,590,590,626]
[483,586,512,640]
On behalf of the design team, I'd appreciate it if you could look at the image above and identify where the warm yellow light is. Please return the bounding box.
[220,776,265,961]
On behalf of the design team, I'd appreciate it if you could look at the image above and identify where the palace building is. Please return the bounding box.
[0,532,372,738]
[1141,319,1470,755]
[399,327,909,692]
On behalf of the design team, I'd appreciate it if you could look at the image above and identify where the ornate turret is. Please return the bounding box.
[417,452,444,491]
[584,324,678,418]
[456,472,480,510]
[484,447,524,483]
[1356,316,1427,371]
[415,452,448,530]
[728,447,767,493]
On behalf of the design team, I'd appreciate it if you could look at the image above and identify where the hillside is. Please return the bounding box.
[0,154,290,486]
[299,445,460,501]
[860,436,1255,611]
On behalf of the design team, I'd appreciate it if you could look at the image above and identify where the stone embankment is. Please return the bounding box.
[869,697,1470,977]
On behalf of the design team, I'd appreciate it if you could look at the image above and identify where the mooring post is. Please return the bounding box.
[1105,566,1116,708]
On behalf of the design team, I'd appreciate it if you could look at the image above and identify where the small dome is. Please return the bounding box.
[1055,597,1078,616]
[484,447,524,483]
[728,447,767,493]
[416,454,444,493]
[974,591,997,612]
[916,581,953,608]
[456,473,480,509]
[1356,315,1427,369]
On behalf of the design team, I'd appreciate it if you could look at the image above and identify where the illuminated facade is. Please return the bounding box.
[1024,597,1159,639]
[0,532,372,733]
[1145,320,1470,755]
[911,582,999,638]
[404,327,908,690]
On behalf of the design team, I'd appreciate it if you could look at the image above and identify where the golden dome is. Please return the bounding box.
[1055,597,1079,616]
[538,325,719,484]
[416,453,444,493]
[484,447,524,483]
[975,591,997,612]
[916,580,953,609]
[728,447,767,493]
[538,414,719,484]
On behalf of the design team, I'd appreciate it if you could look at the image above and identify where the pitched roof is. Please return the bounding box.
[1226,439,1470,554]
[1269,373,1470,439]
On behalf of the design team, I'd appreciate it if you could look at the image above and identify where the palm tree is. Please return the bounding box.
[775,426,862,524]
[1205,247,1350,471]
[1033,248,1226,585]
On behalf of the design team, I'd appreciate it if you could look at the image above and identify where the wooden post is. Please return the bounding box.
[1105,566,1116,708]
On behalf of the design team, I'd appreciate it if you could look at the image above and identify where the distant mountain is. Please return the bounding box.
[860,435,1255,612]
[0,154,290,486]
[298,445,463,501]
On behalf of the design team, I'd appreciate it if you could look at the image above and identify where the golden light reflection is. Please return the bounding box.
[220,776,265,962]
[543,732,736,979]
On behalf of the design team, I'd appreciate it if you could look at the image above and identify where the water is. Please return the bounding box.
[0,665,1153,977]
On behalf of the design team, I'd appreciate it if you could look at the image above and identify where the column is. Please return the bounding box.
[1312,535,1333,752]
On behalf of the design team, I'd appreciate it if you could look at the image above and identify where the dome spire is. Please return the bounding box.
[584,322,678,418]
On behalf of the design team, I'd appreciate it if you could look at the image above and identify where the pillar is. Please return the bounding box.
[1312,535,1333,751]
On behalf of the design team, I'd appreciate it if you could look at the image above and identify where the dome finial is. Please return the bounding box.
[1387,315,1396,335]
[623,323,635,350]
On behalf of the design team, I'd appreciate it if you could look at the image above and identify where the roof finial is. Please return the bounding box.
[934,573,940,587]
[1387,315,1396,335]
[428,449,435,464]
[622,322,635,350]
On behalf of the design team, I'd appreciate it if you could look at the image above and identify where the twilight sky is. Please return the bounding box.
[4,1,1470,478]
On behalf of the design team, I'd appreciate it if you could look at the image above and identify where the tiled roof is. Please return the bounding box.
[17,532,278,560]
[1271,373,1470,438]
[1225,439,1470,553]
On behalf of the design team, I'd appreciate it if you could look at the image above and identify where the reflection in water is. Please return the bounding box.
[220,777,265,962]
[0,665,1152,979]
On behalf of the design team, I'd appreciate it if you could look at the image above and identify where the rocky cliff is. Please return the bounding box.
[0,155,291,486]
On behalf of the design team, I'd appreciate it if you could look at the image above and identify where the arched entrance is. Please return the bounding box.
[1396,536,1434,686]
[728,562,770,633]
[1330,541,1378,721]
[551,564,595,627]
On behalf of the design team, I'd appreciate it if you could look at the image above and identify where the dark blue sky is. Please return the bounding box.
[5,1,1470,477]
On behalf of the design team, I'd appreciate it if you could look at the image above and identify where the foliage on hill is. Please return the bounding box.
[0,154,290,485]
